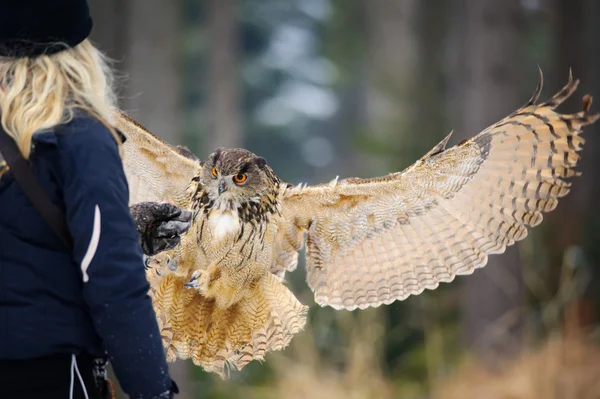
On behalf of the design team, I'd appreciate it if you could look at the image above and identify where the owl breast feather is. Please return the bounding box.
[208,209,241,239]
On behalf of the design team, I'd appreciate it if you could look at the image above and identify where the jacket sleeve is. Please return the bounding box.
[57,118,173,399]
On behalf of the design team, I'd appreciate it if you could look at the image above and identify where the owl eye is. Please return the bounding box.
[211,166,218,178]
[233,173,247,184]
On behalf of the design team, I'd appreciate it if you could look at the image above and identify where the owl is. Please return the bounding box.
[117,71,598,376]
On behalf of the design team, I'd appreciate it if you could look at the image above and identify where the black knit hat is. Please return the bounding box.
[0,0,93,57]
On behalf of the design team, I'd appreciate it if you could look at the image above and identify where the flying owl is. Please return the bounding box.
[117,72,598,376]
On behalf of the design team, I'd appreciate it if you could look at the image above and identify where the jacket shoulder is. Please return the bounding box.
[57,115,120,150]
[30,115,125,186]
[33,114,121,150]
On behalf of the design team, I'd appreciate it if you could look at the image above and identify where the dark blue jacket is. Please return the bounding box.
[0,114,173,398]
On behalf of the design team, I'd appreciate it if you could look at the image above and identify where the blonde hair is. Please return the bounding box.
[0,39,117,159]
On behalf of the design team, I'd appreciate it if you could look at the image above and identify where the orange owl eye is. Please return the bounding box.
[211,166,218,177]
[233,173,247,184]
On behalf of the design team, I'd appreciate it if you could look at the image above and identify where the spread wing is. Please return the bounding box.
[115,110,202,207]
[278,72,599,310]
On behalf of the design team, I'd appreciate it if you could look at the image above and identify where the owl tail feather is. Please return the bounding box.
[151,272,308,377]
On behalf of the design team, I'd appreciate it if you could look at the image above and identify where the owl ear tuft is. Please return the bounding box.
[255,157,267,168]
[212,148,225,163]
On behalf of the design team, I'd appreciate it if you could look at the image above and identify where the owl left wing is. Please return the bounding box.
[115,110,202,207]
[278,72,599,310]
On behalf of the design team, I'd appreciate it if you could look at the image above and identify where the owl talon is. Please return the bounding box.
[167,255,178,272]
[184,270,202,289]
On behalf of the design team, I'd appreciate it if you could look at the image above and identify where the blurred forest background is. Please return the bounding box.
[89,0,600,398]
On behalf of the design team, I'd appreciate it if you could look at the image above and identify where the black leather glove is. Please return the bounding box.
[130,202,192,256]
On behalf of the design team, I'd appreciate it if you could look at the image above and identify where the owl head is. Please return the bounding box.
[200,148,278,210]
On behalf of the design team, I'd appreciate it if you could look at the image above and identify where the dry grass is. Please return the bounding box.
[248,309,396,399]
[245,324,600,399]
[433,336,600,399]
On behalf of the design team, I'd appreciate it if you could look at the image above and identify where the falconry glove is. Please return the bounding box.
[130,202,192,256]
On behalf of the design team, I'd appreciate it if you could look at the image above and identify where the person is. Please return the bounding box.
[0,1,187,398]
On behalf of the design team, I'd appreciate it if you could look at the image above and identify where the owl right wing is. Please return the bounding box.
[278,71,599,310]
[115,110,202,207]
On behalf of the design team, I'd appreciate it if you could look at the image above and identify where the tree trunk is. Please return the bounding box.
[89,0,183,142]
[580,0,600,334]
[414,0,450,156]
[364,0,419,172]
[546,0,600,337]
[207,0,242,149]
[87,0,128,69]
[119,0,183,143]
[453,0,527,366]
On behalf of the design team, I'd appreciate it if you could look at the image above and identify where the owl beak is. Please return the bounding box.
[218,179,227,196]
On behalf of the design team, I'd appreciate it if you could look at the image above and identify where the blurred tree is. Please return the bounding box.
[323,0,368,178]
[580,0,600,332]
[542,0,600,337]
[207,0,243,149]
[363,0,419,171]
[87,0,128,69]
[452,0,527,367]
[414,0,450,156]
[89,0,183,142]
[122,0,183,143]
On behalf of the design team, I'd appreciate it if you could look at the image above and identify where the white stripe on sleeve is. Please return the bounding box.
[81,205,101,283]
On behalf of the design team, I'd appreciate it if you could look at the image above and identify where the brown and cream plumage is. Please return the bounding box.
[116,71,598,376]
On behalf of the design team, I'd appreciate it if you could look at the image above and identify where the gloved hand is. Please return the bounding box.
[130,202,192,256]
